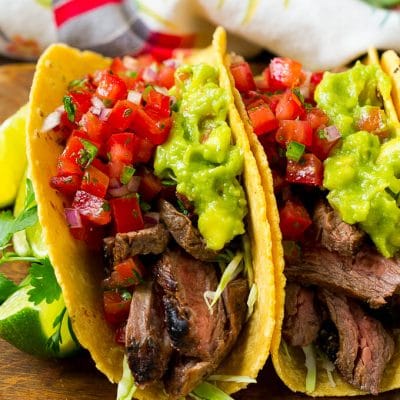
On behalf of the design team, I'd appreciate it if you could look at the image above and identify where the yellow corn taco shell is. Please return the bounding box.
[26,27,275,398]
[223,47,400,396]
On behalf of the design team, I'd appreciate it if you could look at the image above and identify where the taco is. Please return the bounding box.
[224,47,400,395]
[26,27,275,399]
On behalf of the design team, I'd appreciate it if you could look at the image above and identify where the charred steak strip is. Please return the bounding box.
[283,282,322,347]
[125,281,173,387]
[105,223,170,265]
[319,289,394,395]
[313,199,365,256]
[285,246,400,308]
[159,199,218,262]
[154,248,226,360]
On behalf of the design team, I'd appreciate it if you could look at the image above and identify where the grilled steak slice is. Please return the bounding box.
[285,246,400,308]
[164,279,249,399]
[154,248,226,360]
[313,199,365,256]
[125,281,172,386]
[104,223,169,265]
[159,199,218,261]
[283,282,322,347]
[320,289,394,395]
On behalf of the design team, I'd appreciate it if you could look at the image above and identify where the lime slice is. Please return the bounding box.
[0,104,28,208]
[0,284,79,357]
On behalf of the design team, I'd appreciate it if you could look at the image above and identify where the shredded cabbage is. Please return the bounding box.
[191,381,235,400]
[208,375,256,384]
[246,283,257,321]
[204,252,243,311]
[116,355,137,400]
[302,344,317,393]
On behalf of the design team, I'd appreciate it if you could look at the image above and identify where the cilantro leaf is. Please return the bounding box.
[27,258,61,305]
[63,95,76,122]
[0,273,18,304]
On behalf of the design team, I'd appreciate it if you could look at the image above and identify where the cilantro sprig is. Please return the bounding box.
[46,306,66,353]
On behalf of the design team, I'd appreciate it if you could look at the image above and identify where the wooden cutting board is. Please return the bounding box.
[0,62,398,400]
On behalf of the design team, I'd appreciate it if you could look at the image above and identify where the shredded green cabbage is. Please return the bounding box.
[208,374,257,384]
[246,283,257,321]
[204,252,243,311]
[116,355,137,400]
[191,381,235,400]
[302,344,317,393]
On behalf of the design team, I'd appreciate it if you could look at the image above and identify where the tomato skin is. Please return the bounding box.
[107,100,138,132]
[144,89,171,119]
[276,120,313,148]
[72,190,111,225]
[80,112,112,145]
[275,90,305,120]
[57,136,88,176]
[286,153,323,186]
[133,137,155,164]
[265,57,305,91]
[137,169,162,201]
[95,72,128,106]
[230,62,256,93]
[247,102,279,136]
[111,257,145,287]
[103,290,131,325]
[68,91,92,122]
[156,65,176,89]
[50,174,82,196]
[279,199,312,240]
[311,127,341,161]
[303,107,329,130]
[81,164,110,198]
[110,196,144,233]
[107,132,135,164]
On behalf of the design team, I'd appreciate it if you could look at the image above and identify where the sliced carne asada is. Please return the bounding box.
[154,248,226,360]
[159,199,218,261]
[319,289,394,395]
[285,245,400,308]
[104,223,170,265]
[125,281,173,387]
[283,282,322,347]
[312,199,365,256]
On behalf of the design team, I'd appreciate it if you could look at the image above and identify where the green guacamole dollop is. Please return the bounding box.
[154,64,247,251]
[317,62,400,257]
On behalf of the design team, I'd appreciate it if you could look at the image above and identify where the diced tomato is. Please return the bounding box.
[279,199,312,240]
[311,126,341,161]
[131,107,171,145]
[110,57,140,89]
[50,174,82,196]
[107,100,138,133]
[286,153,323,186]
[81,164,110,198]
[57,136,90,176]
[309,71,324,100]
[258,139,286,170]
[266,94,283,114]
[91,158,108,175]
[303,107,329,130]
[111,257,145,287]
[276,120,313,148]
[265,57,305,91]
[230,62,256,93]
[68,91,92,122]
[108,160,126,180]
[144,89,171,119]
[72,190,111,225]
[80,112,112,145]
[275,90,305,120]
[110,195,144,233]
[356,106,388,137]
[107,132,135,164]
[137,169,162,201]
[271,170,287,193]
[133,136,155,164]
[103,290,131,325]
[69,218,105,250]
[95,72,128,106]
[247,102,279,136]
[156,65,176,89]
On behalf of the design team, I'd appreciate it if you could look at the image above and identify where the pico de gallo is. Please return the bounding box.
[43,55,178,329]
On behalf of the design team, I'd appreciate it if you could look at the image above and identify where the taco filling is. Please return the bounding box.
[230,53,400,395]
[44,53,253,398]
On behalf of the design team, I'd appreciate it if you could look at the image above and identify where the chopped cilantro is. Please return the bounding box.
[139,199,151,212]
[102,202,110,212]
[120,290,132,301]
[68,78,87,90]
[176,198,189,216]
[125,71,137,78]
[28,258,61,305]
[78,139,98,168]
[120,165,135,185]
[63,95,76,122]
[103,98,113,108]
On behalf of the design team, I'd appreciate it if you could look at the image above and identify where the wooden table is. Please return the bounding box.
[0,62,398,400]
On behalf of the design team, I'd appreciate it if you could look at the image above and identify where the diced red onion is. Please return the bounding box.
[123,56,139,70]
[143,212,160,227]
[91,96,105,109]
[299,71,311,100]
[89,105,102,116]
[127,90,142,105]
[41,108,63,132]
[142,65,158,83]
[108,185,131,197]
[127,176,141,192]
[324,125,341,142]
[64,208,82,229]
[163,58,180,68]
[154,86,169,96]
[99,108,112,121]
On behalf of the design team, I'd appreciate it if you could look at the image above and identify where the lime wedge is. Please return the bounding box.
[0,284,79,357]
[0,104,28,208]
[12,230,31,257]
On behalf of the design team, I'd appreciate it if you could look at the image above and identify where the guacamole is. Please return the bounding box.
[154,64,247,251]
[317,63,400,257]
